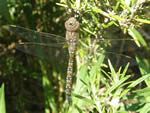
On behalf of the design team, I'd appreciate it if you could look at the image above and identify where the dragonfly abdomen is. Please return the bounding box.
[66,53,74,105]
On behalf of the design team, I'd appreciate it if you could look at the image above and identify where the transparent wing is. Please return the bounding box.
[80,39,145,67]
[15,42,68,61]
[92,38,140,53]
[4,25,66,43]
[3,25,69,62]
[98,51,137,68]
[3,25,146,68]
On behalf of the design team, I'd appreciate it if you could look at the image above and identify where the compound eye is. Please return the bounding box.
[69,22,74,26]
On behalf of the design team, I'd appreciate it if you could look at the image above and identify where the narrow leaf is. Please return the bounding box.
[128,27,147,47]
[136,56,150,86]
[0,83,6,113]
[135,18,150,24]
[120,74,150,98]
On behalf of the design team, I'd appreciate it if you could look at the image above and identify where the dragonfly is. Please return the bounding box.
[3,17,141,105]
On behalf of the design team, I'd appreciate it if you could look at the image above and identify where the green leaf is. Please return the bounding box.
[0,83,6,113]
[120,74,150,98]
[0,0,12,23]
[121,63,130,79]
[119,0,131,12]
[56,3,68,8]
[83,27,96,36]
[74,63,89,94]
[39,60,58,113]
[135,18,150,24]
[128,27,147,48]
[89,54,105,76]
[104,75,130,96]
[137,103,150,113]
[91,7,110,18]
[133,87,150,97]
[102,21,119,28]
[108,59,116,80]
[73,93,94,105]
[108,14,126,21]
[136,56,150,86]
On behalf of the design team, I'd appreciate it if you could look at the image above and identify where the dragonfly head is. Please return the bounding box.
[65,17,79,32]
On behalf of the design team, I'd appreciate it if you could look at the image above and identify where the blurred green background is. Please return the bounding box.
[0,0,150,113]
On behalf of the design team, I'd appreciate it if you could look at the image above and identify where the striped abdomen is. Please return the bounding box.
[66,50,75,105]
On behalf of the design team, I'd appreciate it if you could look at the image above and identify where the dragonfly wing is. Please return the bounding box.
[3,25,66,43]
[15,42,69,62]
[79,39,145,67]
[98,39,147,67]
[98,51,137,68]
[94,38,141,53]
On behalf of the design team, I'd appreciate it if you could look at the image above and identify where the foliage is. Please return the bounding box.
[0,0,150,113]
[0,83,6,113]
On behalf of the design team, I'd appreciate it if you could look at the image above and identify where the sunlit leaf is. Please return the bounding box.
[0,83,6,113]
[128,27,147,47]
[121,74,150,98]
[135,18,150,24]
[136,56,150,86]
